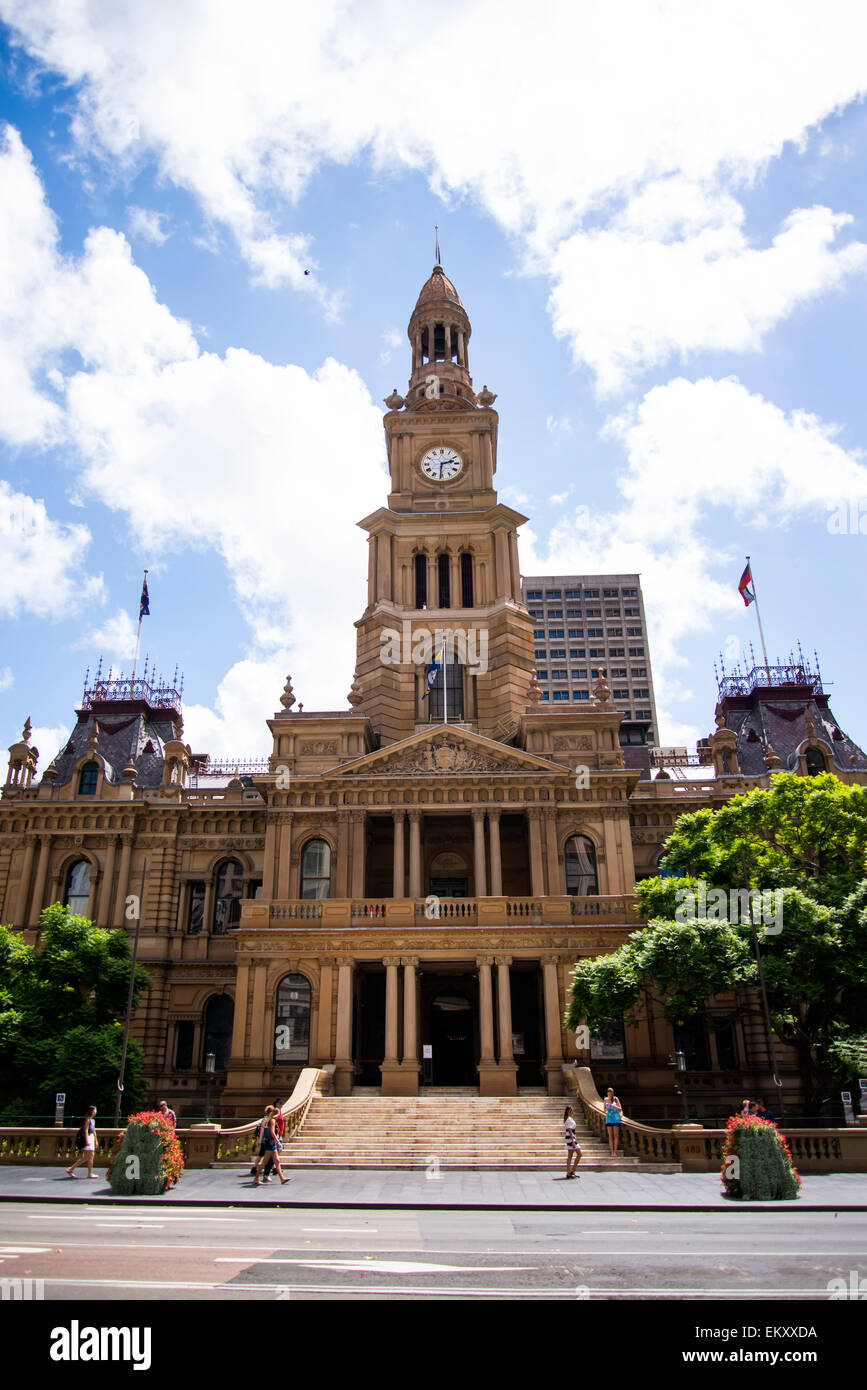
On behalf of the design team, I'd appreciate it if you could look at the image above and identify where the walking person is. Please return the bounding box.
[249,1104,271,1177]
[252,1107,290,1186]
[604,1087,623,1157]
[66,1106,98,1178]
[262,1098,285,1182]
[563,1105,582,1179]
[158,1100,176,1126]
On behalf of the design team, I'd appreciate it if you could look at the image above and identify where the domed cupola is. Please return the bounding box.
[406,264,474,408]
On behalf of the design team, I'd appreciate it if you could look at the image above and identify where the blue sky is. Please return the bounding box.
[1,2,867,763]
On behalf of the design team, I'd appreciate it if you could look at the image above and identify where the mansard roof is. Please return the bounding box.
[719,680,867,776]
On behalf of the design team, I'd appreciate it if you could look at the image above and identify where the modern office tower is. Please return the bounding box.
[521,573,660,749]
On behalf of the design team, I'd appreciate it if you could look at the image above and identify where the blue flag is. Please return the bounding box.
[422,654,441,699]
[139,575,150,619]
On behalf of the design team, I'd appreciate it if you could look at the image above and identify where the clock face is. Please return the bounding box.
[421,446,463,482]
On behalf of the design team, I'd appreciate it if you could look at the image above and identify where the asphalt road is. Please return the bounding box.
[2,1202,866,1300]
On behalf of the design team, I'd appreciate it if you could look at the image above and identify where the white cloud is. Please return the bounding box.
[127,205,169,244]
[79,608,138,660]
[0,128,386,720]
[0,480,104,619]
[545,415,573,439]
[525,375,867,743]
[0,667,13,694]
[28,722,72,768]
[4,1,867,363]
[548,188,867,393]
[379,326,403,366]
[183,654,291,758]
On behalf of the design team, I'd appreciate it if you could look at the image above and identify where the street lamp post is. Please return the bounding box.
[204,1052,215,1124]
[675,1050,689,1121]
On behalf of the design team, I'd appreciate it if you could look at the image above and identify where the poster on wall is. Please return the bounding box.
[590,1023,626,1062]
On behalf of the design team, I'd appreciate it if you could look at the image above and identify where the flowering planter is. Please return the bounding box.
[107,1111,185,1195]
[721,1114,801,1200]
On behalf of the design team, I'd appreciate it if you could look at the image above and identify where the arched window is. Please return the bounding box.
[805,748,826,776]
[274,974,312,1064]
[414,552,428,609]
[65,859,91,915]
[78,762,99,795]
[213,859,244,934]
[202,994,234,1070]
[565,835,598,896]
[460,551,474,607]
[437,552,450,608]
[300,839,332,899]
[427,659,464,721]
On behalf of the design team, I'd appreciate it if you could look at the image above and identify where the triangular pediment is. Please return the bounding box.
[323,724,567,777]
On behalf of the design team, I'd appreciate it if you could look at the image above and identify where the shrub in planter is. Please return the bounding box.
[107,1110,184,1195]
[721,1114,801,1201]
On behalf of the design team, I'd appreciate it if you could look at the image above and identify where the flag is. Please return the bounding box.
[422,652,441,699]
[738,562,755,607]
[139,574,150,619]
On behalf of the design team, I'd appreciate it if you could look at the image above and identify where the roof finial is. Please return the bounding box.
[434,224,441,267]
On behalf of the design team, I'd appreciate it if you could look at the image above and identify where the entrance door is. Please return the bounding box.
[354,969,385,1086]
[429,993,475,1085]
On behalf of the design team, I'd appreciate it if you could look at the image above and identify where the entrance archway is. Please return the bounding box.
[421,969,479,1086]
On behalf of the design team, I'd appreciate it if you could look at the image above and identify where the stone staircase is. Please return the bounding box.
[269,1089,680,1171]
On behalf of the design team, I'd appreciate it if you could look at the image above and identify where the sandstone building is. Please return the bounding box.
[3,266,866,1119]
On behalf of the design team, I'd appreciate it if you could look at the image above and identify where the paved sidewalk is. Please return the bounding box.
[1,1165,865,1210]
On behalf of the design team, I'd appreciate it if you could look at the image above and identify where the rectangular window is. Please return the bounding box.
[534,629,545,639]
[545,589,562,598]
[586,607,601,617]
[613,688,630,699]
[637,708,652,718]
[590,1021,626,1062]
[438,552,450,608]
[624,606,640,617]
[175,1021,195,1070]
[566,608,582,618]
[551,668,567,679]
[585,588,599,597]
[187,882,205,935]
[630,667,647,677]
[629,647,645,656]
[530,609,543,619]
[460,551,474,607]
[588,627,602,637]
[612,667,627,678]
[565,589,581,598]
[548,608,563,618]
[414,553,427,609]
[605,608,620,617]
[567,628,583,638]
[610,646,625,656]
[603,587,619,597]
[537,670,548,680]
[627,626,643,637]
[571,668,587,679]
[550,648,566,658]
[535,650,547,660]
[527,589,542,599]
[589,648,604,658]
[635,687,650,698]
[553,690,569,700]
[541,690,549,700]
[549,628,564,638]
[607,627,622,636]
[622,588,637,597]
[574,690,589,700]
[428,659,464,719]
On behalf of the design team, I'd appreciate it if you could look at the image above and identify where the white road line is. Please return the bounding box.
[302,1227,376,1233]
[25,1277,843,1298]
[215,1257,533,1273]
[25,1214,254,1222]
[0,1247,52,1254]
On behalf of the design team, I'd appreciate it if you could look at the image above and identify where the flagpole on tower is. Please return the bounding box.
[131,569,149,695]
[435,224,441,266]
[745,554,772,685]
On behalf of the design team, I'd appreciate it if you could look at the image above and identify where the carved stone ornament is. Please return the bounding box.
[553,735,594,751]
[476,385,497,407]
[384,389,406,410]
[299,739,338,756]
[279,675,296,710]
[369,734,529,775]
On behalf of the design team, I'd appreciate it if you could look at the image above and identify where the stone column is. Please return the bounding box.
[494,527,510,599]
[427,552,437,610]
[334,960,355,1095]
[408,810,423,897]
[392,809,405,898]
[15,839,36,926]
[401,957,420,1090]
[248,961,269,1062]
[544,809,561,895]
[96,837,117,927]
[508,529,520,600]
[316,960,335,1064]
[336,811,351,898]
[28,836,51,928]
[495,955,518,1095]
[380,957,402,1094]
[527,808,545,897]
[367,535,376,603]
[228,960,250,1065]
[472,809,487,897]
[114,837,133,927]
[488,810,503,896]
[450,551,461,608]
[602,810,619,895]
[276,815,293,899]
[543,958,566,1095]
[476,956,498,1094]
[350,810,366,898]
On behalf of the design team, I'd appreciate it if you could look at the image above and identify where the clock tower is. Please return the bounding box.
[350,264,538,744]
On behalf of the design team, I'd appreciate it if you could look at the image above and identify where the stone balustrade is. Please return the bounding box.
[0,1067,329,1169]
[567,1065,867,1173]
[243,895,643,930]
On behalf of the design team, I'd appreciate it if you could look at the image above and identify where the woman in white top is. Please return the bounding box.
[66,1106,98,1178]
[563,1105,582,1179]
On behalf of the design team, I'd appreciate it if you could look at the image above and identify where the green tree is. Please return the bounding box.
[567,773,867,1111]
[0,903,151,1118]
